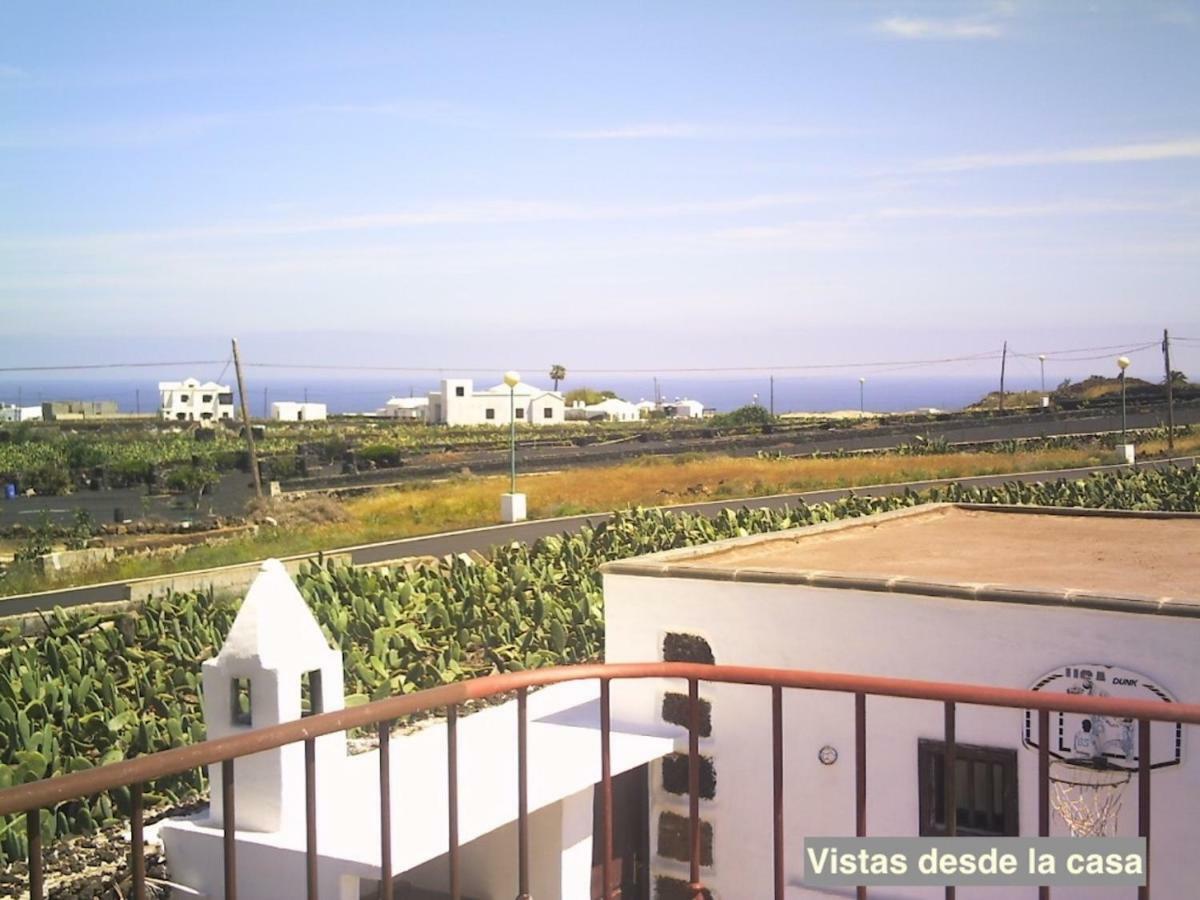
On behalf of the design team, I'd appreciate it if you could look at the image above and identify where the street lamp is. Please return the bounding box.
[859,377,866,417]
[1038,354,1046,394]
[1117,356,1130,445]
[504,370,520,494]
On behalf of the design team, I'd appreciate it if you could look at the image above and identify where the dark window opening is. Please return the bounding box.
[180,394,190,403]
[515,408,525,419]
[218,393,233,405]
[663,632,714,665]
[485,408,496,420]
[301,669,323,717]
[202,394,213,403]
[918,739,1017,836]
[543,407,553,419]
[231,677,252,727]
[455,386,465,397]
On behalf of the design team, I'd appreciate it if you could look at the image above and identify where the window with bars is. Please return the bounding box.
[918,739,1018,837]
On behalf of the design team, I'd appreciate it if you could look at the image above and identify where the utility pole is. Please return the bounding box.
[769,375,775,417]
[998,341,1008,413]
[1163,328,1176,452]
[263,387,269,418]
[304,386,308,403]
[653,377,660,406]
[232,338,263,498]
[135,388,140,415]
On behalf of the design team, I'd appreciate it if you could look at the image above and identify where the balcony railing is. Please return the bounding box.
[1,661,1197,900]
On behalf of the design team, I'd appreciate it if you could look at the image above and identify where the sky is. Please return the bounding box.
[2,0,1199,381]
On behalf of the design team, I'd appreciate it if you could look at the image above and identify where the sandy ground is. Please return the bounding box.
[679,506,1200,600]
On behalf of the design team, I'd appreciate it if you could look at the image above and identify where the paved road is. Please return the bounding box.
[3,456,1191,617]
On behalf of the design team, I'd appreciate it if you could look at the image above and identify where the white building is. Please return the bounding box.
[159,378,235,422]
[271,401,328,422]
[161,560,671,900]
[0,404,42,422]
[427,378,565,427]
[380,396,430,421]
[661,398,706,419]
[601,503,1200,899]
[565,398,642,423]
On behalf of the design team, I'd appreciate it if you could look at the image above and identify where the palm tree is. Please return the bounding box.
[549,364,566,392]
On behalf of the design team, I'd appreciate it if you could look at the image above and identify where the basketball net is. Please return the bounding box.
[1048,759,1131,837]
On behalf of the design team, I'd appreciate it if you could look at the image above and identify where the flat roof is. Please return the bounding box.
[601,504,1200,617]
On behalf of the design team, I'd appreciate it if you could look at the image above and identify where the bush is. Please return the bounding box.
[711,404,773,428]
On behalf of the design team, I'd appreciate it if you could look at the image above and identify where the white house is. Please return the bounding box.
[160,560,672,900]
[586,397,642,422]
[426,378,565,427]
[0,404,42,422]
[271,401,328,422]
[380,396,430,421]
[661,398,706,419]
[159,378,235,422]
[601,503,1200,899]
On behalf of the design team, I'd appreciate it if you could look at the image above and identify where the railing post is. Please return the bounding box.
[688,677,704,900]
[601,679,615,900]
[448,704,461,900]
[1139,719,1151,900]
[379,721,393,900]
[1038,709,1050,900]
[222,758,237,900]
[27,808,42,900]
[855,692,867,900]
[772,685,784,900]
[131,783,146,900]
[944,702,956,900]
[305,738,318,900]
[516,686,531,900]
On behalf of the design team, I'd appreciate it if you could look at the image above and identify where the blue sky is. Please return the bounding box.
[2,1,1198,379]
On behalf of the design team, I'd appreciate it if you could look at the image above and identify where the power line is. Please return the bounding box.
[0,360,224,373]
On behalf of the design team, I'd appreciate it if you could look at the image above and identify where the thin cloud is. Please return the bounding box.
[548,123,708,140]
[5,193,824,249]
[921,137,1200,172]
[875,16,1004,40]
[875,198,1196,219]
[545,122,829,141]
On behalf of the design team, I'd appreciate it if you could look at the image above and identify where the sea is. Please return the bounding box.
[0,374,1026,417]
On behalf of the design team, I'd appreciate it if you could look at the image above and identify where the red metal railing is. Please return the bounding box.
[1,661,1197,900]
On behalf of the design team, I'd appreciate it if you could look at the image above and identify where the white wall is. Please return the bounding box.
[271,401,328,421]
[401,786,595,899]
[603,573,1199,900]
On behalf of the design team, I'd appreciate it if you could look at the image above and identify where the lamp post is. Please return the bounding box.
[504,370,519,494]
[501,371,526,522]
[859,377,866,417]
[1117,356,1130,444]
[1038,354,1046,393]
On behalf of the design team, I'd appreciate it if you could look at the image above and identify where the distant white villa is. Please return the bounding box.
[379,396,430,421]
[271,401,327,422]
[159,378,234,422]
[633,398,709,419]
[426,379,565,427]
[0,404,42,423]
[566,397,642,423]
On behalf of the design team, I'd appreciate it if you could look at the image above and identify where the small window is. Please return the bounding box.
[515,408,525,419]
[231,677,252,727]
[200,412,213,420]
[202,394,212,403]
[180,394,190,403]
[918,739,1017,836]
[455,386,465,397]
[543,407,553,419]
[485,408,495,420]
[301,669,323,717]
[176,412,187,421]
[218,393,233,405]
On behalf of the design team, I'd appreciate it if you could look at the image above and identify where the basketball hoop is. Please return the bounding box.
[1048,758,1131,837]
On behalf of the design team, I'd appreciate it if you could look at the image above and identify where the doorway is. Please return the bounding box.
[590,764,650,899]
